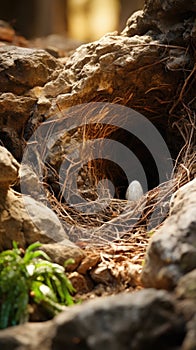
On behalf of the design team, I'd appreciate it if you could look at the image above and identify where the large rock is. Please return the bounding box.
[0,44,64,158]
[0,93,36,133]
[141,179,196,290]
[32,0,195,115]
[0,146,71,250]
[122,0,196,38]
[176,270,196,350]
[0,289,186,350]
[0,45,63,95]
[0,322,54,350]
[39,242,84,271]
[51,289,185,350]
[0,189,71,251]
[0,145,19,188]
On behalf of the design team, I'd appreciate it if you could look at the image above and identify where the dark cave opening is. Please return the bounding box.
[31,93,185,207]
[76,120,183,201]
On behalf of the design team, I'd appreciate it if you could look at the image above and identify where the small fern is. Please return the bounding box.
[0,241,75,329]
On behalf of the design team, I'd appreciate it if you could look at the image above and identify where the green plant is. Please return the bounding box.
[147,230,155,237]
[0,241,75,329]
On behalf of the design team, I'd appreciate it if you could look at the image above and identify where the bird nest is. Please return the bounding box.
[45,103,195,250]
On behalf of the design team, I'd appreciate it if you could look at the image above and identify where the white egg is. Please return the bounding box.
[125,180,144,201]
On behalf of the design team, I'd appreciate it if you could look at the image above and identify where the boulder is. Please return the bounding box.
[0,322,54,350]
[0,45,63,95]
[0,288,186,350]
[39,242,85,271]
[141,179,196,290]
[0,146,71,250]
[0,145,19,188]
[175,270,196,350]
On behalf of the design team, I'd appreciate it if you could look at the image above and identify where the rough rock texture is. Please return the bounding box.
[0,145,19,188]
[0,0,195,348]
[0,93,36,133]
[0,46,63,159]
[18,164,41,199]
[0,322,54,350]
[176,270,196,350]
[175,269,196,301]
[0,289,186,350]
[30,0,195,115]
[141,179,196,290]
[39,242,85,271]
[0,92,36,161]
[0,146,71,250]
[0,46,63,95]
[0,188,71,251]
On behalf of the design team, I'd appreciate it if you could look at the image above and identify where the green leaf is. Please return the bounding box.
[0,241,76,329]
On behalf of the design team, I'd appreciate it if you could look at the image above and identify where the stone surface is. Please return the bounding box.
[0,45,63,95]
[77,253,100,274]
[0,146,71,250]
[47,33,178,112]
[22,195,69,243]
[47,288,186,350]
[52,289,185,350]
[182,315,196,350]
[39,242,85,271]
[0,93,36,133]
[0,289,186,350]
[0,0,195,349]
[175,269,196,301]
[0,93,36,160]
[69,271,94,293]
[19,164,41,199]
[122,0,196,38]
[0,190,70,251]
[0,145,19,187]
[0,321,54,350]
[141,179,196,290]
[175,270,196,350]
[26,0,194,117]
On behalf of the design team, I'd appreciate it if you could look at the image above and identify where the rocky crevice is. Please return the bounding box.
[0,0,195,348]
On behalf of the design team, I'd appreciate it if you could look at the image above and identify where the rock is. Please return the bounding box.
[77,253,100,274]
[51,288,185,350]
[0,288,185,350]
[21,196,69,243]
[47,33,178,111]
[90,263,116,285]
[0,93,36,160]
[175,269,196,301]
[169,180,196,216]
[0,146,71,250]
[29,0,194,116]
[0,189,70,251]
[175,270,196,325]
[141,179,196,290]
[19,164,41,199]
[0,321,54,350]
[0,46,63,95]
[175,271,196,350]
[0,20,28,47]
[182,315,196,350]
[122,0,196,38]
[0,93,36,133]
[69,271,94,293]
[0,126,25,162]
[0,146,19,188]
[39,242,85,271]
